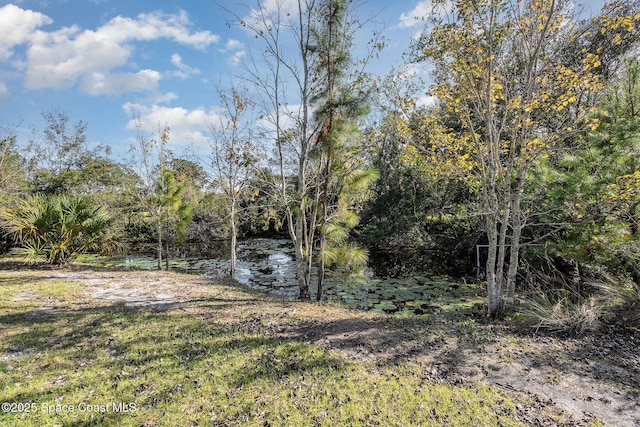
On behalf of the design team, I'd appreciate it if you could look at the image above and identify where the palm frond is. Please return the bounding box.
[0,194,121,265]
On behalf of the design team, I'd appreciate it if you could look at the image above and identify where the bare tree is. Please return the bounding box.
[228,0,321,299]
[228,0,381,299]
[208,87,258,276]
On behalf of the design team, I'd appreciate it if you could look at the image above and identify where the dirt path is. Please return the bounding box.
[7,268,640,427]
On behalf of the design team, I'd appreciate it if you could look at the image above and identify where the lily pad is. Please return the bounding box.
[405,299,430,308]
[394,309,415,318]
[394,291,418,302]
[373,300,397,312]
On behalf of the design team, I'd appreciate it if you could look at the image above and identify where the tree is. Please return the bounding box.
[0,128,28,254]
[72,155,139,197]
[413,0,638,315]
[0,128,27,202]
[171,158,209,199]
[240,0,318,299]
[230,0,320,298]
[209,87,258,276]
[26,110,127,197]
[358,104,481,277]
[129,123,192,270]
[154,170,192,270]
[235,0,381,299]
[534,56,640,279]
[309,0,377,300]
[0,195,121,266]
[29,110,93,195]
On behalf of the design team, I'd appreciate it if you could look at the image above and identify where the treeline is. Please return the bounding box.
[0,114,237,264]
[0,0,639,329]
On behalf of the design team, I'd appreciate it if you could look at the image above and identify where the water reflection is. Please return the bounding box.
[232,239,298,296]
[81,238,481,315]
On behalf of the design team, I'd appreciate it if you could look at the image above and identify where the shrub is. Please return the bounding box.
[0,194,122,266]
[518,293,602,335]
[517,272,640,334]
[596,280,640,328]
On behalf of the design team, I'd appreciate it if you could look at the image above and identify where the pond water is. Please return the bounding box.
[79,238,483,316]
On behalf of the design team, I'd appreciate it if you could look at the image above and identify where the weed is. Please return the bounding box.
[518,294,601,335]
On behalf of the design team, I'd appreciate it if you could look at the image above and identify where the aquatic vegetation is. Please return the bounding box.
[76,239,483,316]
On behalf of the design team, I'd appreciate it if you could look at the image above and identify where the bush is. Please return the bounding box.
[0,194,122,266]
[518,293,602,335]
[516,268,640,334]
[597,280,640,328]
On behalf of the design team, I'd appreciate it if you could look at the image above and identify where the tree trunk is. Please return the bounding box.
[486,214,501,316]
[505,187,525,309]
[165,238,170,270]
[157,222,163,270]
[295,219,311,299]
[483,171,503,316]
[305,244,313,298]
[317,236,326,301]
[495,199,511,291]
[317,155,332,302]
[230,202,237,276]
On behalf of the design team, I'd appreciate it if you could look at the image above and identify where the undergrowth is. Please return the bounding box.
[516,266,640,335]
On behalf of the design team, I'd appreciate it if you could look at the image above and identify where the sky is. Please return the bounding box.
[0,0,607,161]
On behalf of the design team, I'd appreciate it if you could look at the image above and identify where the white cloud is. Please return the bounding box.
[229,50,246,64]
[240,0,298,33]
[168,53,200,79]
[150,92,179,104]
[399,0,452,29]
[259,0,298,14]
[222,39,246,65]
[16,7,219,95]
[0,82,8,101]
[97,10,219,49]
[395,62,431,81]
[416,94,436,108]
[257,103,302,134]
[26,25,133,89]
[226,39,243,51]
[123,102,221,149]
[80,69,161,96]
[0,4,52,61]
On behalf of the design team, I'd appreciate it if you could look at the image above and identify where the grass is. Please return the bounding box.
[0,273,81,302]
[0,269,527,427]
[516,278,640,335]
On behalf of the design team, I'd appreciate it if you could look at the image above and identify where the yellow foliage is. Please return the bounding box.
[604,171,640,208]
[409,0,635,205]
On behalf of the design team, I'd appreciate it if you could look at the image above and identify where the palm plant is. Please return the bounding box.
[0,194,121,266]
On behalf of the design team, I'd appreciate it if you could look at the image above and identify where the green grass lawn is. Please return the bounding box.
[0,270,528,426]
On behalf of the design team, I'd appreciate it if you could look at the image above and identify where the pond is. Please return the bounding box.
[78,238,483,316]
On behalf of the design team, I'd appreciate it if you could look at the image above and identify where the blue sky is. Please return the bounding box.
[0,0,606,160]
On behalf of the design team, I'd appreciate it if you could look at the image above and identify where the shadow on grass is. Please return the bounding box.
[253,308,639,425]
[0,273,73,287]
[1,298,346,411]
[2,261,638,425]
